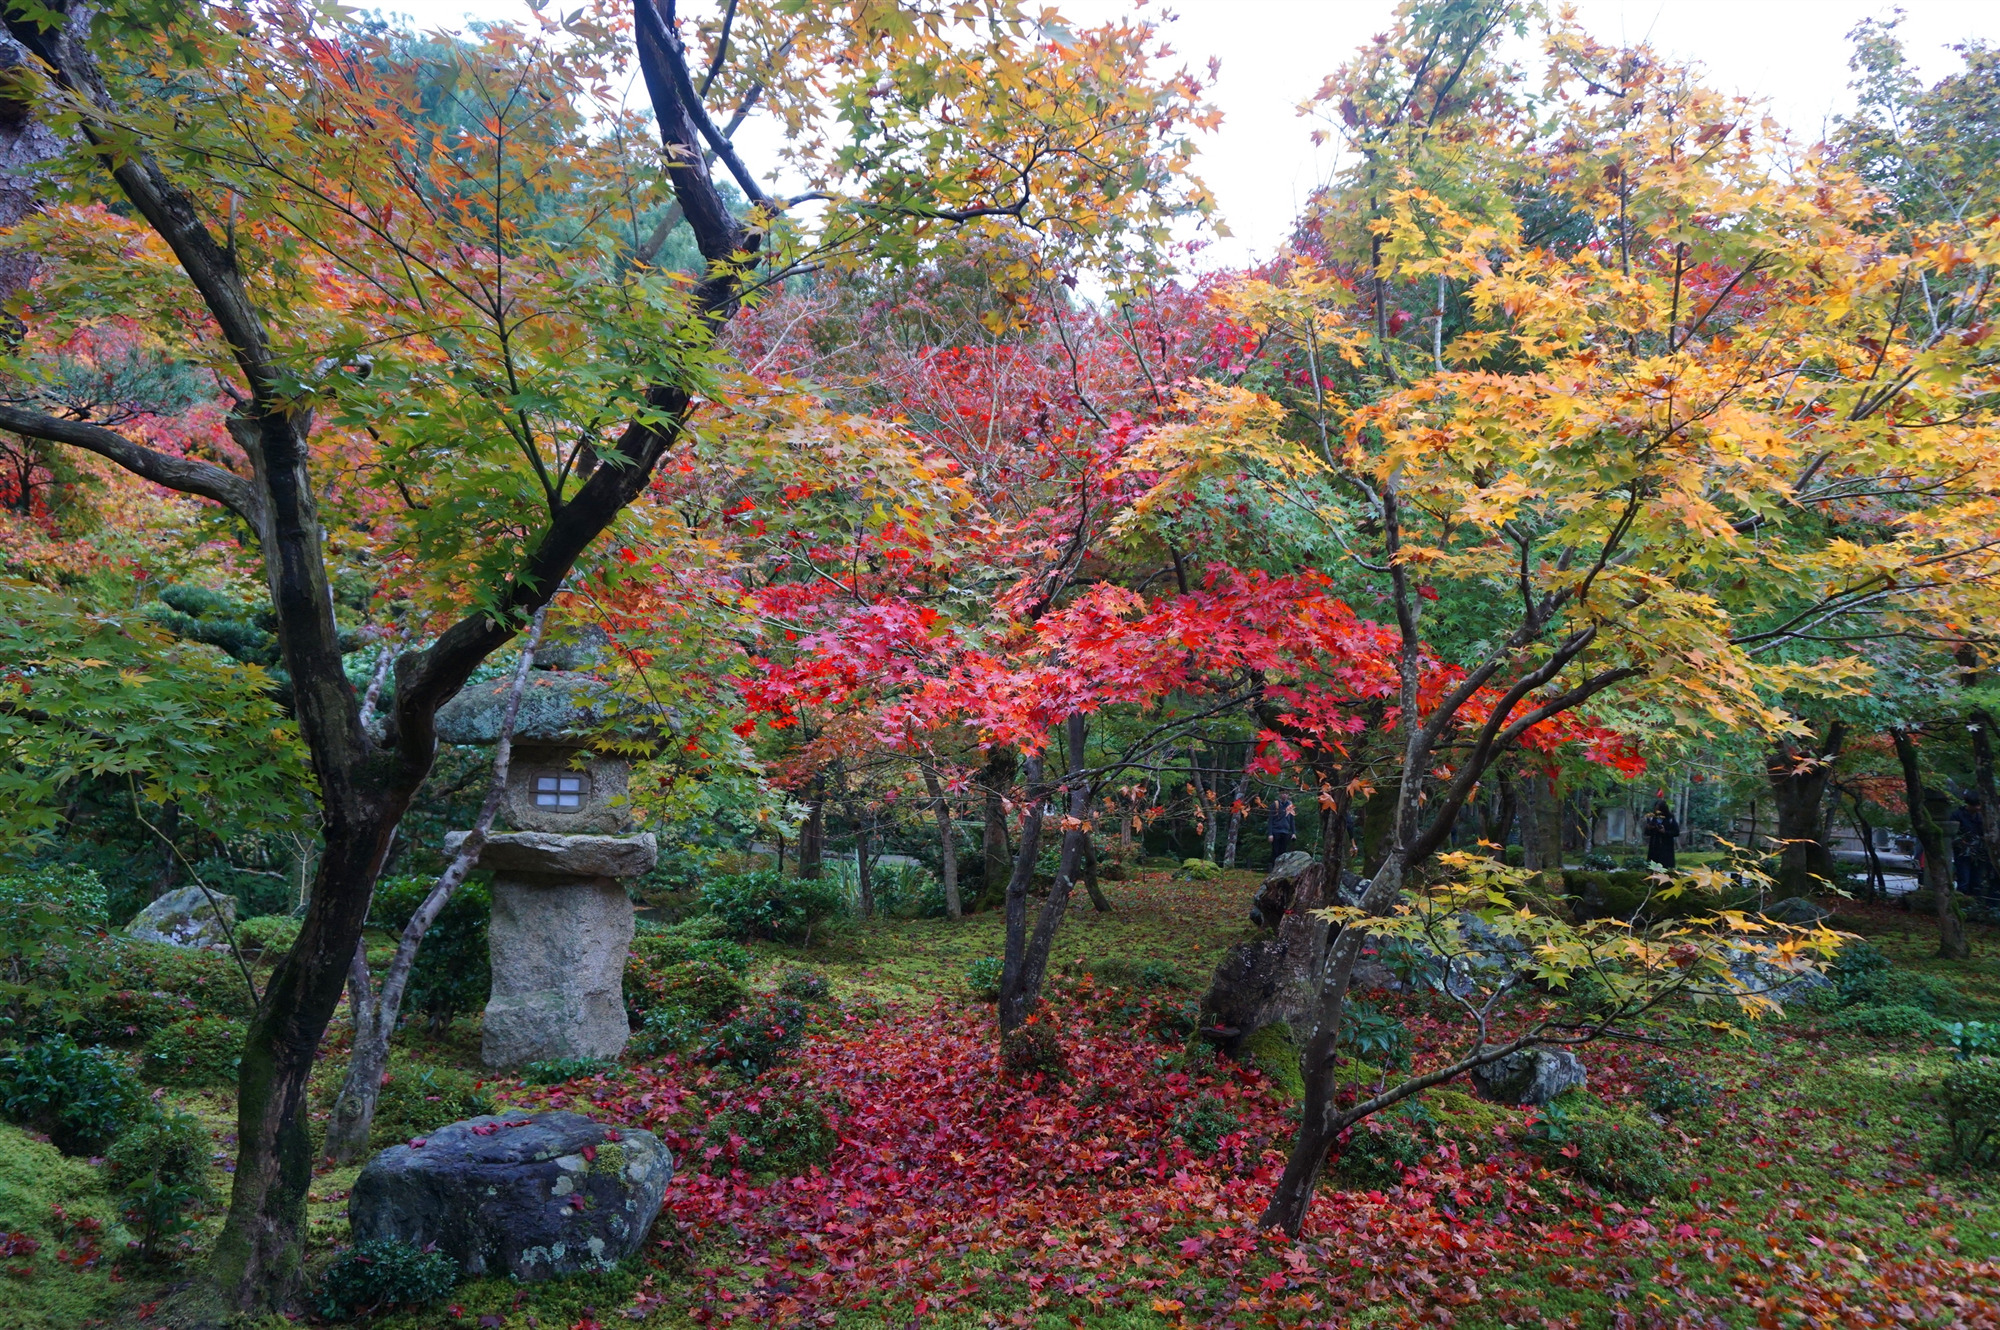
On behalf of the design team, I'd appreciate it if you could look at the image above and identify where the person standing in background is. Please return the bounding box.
[1643,798,1680,870]
[1268,798,1297,865]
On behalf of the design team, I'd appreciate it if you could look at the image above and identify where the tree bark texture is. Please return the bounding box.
[1894,728,1970,960]
[323,609,544,1163]
[922,765,962,917]
[1765,721,1845,897]
[980,746,1017,896]
[997,716,1092,1034]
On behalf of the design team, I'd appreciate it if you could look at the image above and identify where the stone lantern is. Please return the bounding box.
[435,667,656,1068]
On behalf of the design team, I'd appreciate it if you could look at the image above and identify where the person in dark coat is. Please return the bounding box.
[1268,799,1297,865]
[1643,799,1680,869]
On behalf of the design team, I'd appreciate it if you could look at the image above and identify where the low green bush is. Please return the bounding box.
[367,1058,494,1148]
[632,1003,709,1058]
[1824,1003,1945,1041]
[1335,1104,1434,1188]
[0,865,108,925]
[1638,1059,1714,1117]
[1168,1094,1240,1156]
[0,1036,148,1155]
[105,1110,214,1262]
[1946,1021,2000,1061]
[1527,1092,1678,1200]
[314,1238,459,1321]
[94,938,256,1023]
[647,961,748,1021]
[141,1014,245,1087]
[701,997,811,1076]
[966,956,1003,1001]
[1179,858,1222,881]
[1830,939,1891,999]
[519,1058,615,1086]
[1840,967,1962,1016]
[776,966,833,1003]
[1564,869,1756,921]
[1942,1059,2000,1167]
[236,914,302,958]
[629,929,752,974]
[699,870,848,944]
[871,862,949,919]
[370,877,491,1029]
[704,1083,839,1175]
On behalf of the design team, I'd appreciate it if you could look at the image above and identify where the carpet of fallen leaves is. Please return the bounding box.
[510,983,2000,1330]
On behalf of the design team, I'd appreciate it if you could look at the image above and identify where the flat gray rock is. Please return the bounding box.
[444,830,658,878]
[349,1111,671,1281]
[124,885,235,949]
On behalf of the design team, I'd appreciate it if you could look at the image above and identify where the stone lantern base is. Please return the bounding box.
[447,831,655,1068]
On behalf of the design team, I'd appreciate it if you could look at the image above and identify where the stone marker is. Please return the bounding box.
[349,1111,672,1281]
[124,884,236,949]
[435,661,657,1067]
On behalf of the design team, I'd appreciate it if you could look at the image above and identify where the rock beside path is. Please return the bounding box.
[349,1111,672,1281]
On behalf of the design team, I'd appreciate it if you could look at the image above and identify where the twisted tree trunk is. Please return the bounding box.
[323,609,544,1163]
[1894,727,1969,960]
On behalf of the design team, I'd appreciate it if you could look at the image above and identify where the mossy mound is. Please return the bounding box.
[0,1123,130,1328]
[1239,1021,1304,1100]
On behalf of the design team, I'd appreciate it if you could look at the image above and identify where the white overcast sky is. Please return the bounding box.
[378,0,2000,268]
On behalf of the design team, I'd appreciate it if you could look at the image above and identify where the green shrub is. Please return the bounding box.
[1564,869,1755,921]
[141,1014,245,1087]
[370,877,491,1028]
[93,938,255,1024]
[105,1110,214,1262]
[368,1059,493,1148]
[1168,1094,1240,1156]
[872,862,949,919]
[0,866,108,925]
[314,1238,459,1321]
[1830,939,1890,1000]
[1179,858,1222,880]
[519,1058,615,1086]
[1840,967,1962,1016]
[630,929,752,974]
[704,1083,839,1175]
[699,870,847,943]
[236,914,301,958]
[1336,1001,1410,1070]
[702,997,810,1076]
[1942,1060,2000,1167]
[1527,1092,1677,1200]
[1825,1003,1945,1041]
[1946,1021,2000,1061]
[966,956,1003,1001]
[632,1003,709,1058]
[646,961,748,1022]
[1638,1059,1714,1116]
[776,966,832,1003]
[1335,1104,1434,1188]
[0,1036,148,1155]
[998,1017,1066,1080]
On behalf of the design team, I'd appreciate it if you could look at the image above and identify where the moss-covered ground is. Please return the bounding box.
[17,867,2000,1327]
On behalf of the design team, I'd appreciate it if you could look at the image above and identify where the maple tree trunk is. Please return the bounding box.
[997,753,1048,1034]
[797,778,825,879]
[998,716,1090,1034]
[325,612,542,1163]
[980,746,1016,897]
[1846,794,1887,903]
[1971,707,2000,902]
[854,812,874,919]
[1221,760,1249,868]
[1082,836,1110,913]
[1894,728,1970,960]
[1520,768,1563,876]
[922,765,962,918]
[1765,721,1844,897]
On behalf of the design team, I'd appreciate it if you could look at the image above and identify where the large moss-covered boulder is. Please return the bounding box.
[124,884,235,949]
[350,1111,671,1281]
